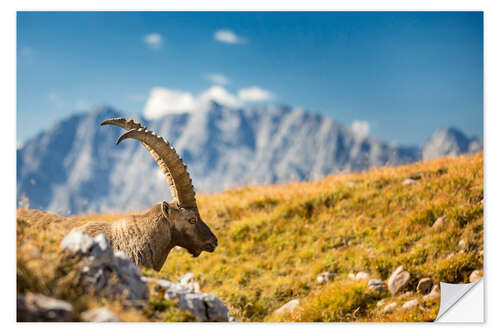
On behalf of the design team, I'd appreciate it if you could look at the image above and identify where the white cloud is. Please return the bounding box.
[205,73,230,85]
[144,87,197,118]
[351,120,371,140]
[214,29,245,44]
[143,85,273,119]
[144,33,163,50]
[238,86,274,102]
[199,86,242,108]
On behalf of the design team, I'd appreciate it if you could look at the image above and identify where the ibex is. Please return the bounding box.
[75,118,218,271]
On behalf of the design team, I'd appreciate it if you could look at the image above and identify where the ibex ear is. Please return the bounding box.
[161,201,170,218]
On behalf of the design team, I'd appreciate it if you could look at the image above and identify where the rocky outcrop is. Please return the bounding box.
[17,293,73,322]
[60,231,149,302]
[144,277,230,322]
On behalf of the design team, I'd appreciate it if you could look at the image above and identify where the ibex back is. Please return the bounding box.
[74,118,218,271]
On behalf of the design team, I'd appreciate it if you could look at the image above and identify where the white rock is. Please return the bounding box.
[402,178,417,186]
[316,272,335,284]
[432,216,446,229]
[81,307,120,322]
[402,299,419,310]
[355,271,370,281]
[388,266,411,295]
[146,277,230,322]
[368,279,387,293]
[60,231,94,255]
[469,270,483,283]
[383,302,397,313]
[459,239,469,252]
[60,232,148,302]
[275,299,300,315]
[178,272,200,292]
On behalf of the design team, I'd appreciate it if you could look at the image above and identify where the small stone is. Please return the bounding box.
[402,299,419,310]
[469,270,483,283]
[377,299,386,307]
[446,252,456,259]
[458,239,469,252]
[60,231,94,255]
[417,278,433,294]
[316,272,335,284]
[422,285,440,300]
[81,307,120,322]
[383,302,397,313]
[17,293,73,322]
[355,271,370,281]
[388,266,411,295]
[403,178,417,186]
[348,273,356,280]
[275,299,300,315]
[368,279,387,293]
[432,216,447,229]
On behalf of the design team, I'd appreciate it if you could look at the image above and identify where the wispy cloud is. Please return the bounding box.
[351,120,371,140]
[204,73,230,85]
[214,29,245,44]
[143,84,273,119]
[47,93,64,109]
[143,33,163,50]
[238,86,274,102]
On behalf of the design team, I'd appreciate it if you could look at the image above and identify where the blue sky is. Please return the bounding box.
[17,11,483,146]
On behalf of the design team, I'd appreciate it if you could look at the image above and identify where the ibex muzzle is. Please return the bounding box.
[75,118,218,271]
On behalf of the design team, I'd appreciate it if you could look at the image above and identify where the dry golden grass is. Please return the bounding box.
[17,153,483,322]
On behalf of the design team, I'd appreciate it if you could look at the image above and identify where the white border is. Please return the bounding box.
[3,1,498,332]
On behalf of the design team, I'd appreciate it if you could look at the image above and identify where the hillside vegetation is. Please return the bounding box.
[17,153,483,322]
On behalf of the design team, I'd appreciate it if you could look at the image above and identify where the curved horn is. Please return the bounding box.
[101,118,197,209]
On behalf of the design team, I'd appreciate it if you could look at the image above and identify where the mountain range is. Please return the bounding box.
[17,104,482,215]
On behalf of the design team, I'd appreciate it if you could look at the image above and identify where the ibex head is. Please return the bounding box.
[101,118,217,259]
[160,201,217,257]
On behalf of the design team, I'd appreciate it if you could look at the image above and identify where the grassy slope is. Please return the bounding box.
[17,153,483,322]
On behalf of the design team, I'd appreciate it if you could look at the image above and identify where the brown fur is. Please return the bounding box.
[74,201,217,271]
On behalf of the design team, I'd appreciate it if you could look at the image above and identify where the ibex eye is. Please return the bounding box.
[189,218,196,224]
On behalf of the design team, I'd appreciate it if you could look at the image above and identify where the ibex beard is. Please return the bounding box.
[74,118,218,272]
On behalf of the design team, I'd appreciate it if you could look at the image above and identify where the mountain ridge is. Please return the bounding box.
[17,104,481,215]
